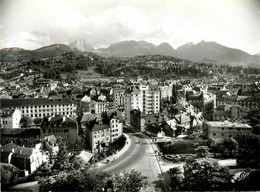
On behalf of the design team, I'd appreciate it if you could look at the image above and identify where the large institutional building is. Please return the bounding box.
[0,98,76,119]
[206,120,252,139]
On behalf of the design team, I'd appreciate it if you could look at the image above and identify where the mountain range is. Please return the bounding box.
[93,40,260,66]
[1,40,259,66]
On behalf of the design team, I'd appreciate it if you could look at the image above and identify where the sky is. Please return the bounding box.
[0,0,259,54]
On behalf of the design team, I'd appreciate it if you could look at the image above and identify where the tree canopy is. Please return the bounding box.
[182,158,232,191]
[37,139,148,191]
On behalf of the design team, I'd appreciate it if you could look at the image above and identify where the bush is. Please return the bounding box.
[1,163,19,186]
[158,140,207,154]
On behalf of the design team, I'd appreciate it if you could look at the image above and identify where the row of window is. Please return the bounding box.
[22,111,73,118]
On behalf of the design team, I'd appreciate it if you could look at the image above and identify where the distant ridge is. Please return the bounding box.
[0,44,72,62]
[1,40,260,66]
[92,40,260,66]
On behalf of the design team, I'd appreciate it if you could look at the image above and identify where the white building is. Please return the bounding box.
[206,120,252,139]
[110,117,123,142]
[159,83,173,100]
[0,98,76,119]
[89,116,123,153]
[0,109,22,128]
[89,100,109,115]
[113,88,125,109]
[125,84,160,124]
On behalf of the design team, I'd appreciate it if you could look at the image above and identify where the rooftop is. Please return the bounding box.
[12,147,33,158]
[207,121,252,128]
[1,98,74,108]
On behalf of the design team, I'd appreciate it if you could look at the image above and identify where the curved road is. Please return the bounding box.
[98,129,168,191]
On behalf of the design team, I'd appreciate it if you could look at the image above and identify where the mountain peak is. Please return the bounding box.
[69,40,94,52]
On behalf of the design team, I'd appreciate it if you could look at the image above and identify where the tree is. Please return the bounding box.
[182,158,232,191]
[37,139,148,192]
[33,117,42,125]
[168,167,183,191]
[20,116,33,128]
[236,134,260,168]
[222,138,238,158]
[195,146,210,158]
[52,138,70,171]
[112,169,148,191]
[1,163,19,187]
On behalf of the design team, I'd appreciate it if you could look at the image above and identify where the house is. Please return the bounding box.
[141,113,165,133]
[0,142,17,163]
[87,116,123,153]
[41,116,78,150]
[10,144,44,174]
[80,112,96,129]
[1,143,45,175]
[0,109,22,128]
[89,124,111,153]
[175,113,192,131]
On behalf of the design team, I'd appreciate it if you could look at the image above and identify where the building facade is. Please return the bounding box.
[0,98,76,119]
[206,121,252,139]
[0,109,22,128]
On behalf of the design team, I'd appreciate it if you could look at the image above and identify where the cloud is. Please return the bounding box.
[0,31,51,49]
[0,0,259,54]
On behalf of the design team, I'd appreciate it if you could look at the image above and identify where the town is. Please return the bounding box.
[1,48,260,191]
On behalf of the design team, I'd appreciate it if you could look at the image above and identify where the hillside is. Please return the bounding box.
[0,44,72,62]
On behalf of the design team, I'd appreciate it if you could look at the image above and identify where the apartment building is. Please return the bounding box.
[110,117,123,143]
[113,88,125,109]
[125,85,160,124]
[0,98,76,119]
[41,116,78,149]
[89,100,109,115]
[88,116,123,153]
[159,83,173,100]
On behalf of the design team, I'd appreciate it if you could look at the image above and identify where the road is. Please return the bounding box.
[7,181,39,191]
[98,129,168,191]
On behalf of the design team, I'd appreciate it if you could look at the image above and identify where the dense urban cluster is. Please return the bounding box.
[1,52,260,191]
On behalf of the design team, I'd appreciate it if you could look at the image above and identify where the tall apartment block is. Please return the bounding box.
[125,84,160,125]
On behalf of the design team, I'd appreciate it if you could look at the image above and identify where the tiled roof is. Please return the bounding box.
[92,124,110,132]
[207,121,252,128]
[175,114,191,124]
[12,147,33,158]
[1,142,18,152]
[1,98,74,108]
[81,113,95,122]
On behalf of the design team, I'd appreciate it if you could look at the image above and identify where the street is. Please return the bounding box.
[98,129,168,191]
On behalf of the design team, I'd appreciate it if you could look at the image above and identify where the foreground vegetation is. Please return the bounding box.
[34,139,147,192]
